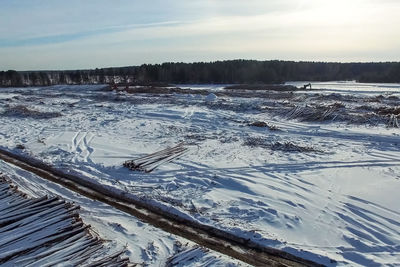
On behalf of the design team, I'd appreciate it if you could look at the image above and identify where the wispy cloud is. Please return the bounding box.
[0,21,182,48]
[1,0,399,70]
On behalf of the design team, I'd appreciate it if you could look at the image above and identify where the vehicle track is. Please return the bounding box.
[0,148,323,267]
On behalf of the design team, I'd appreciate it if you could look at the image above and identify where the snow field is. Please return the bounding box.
[0,83,399,266]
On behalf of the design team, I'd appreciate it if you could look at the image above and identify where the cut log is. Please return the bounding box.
[0,178,131,266]
[124,143,188,173]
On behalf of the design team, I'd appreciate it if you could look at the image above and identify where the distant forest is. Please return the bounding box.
[1,60,400,87]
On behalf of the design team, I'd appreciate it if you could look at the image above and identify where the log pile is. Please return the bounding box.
[123,143,188,173]
[0,177,131,266]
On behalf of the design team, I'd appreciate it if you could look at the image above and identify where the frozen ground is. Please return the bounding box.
[0,82,399,266]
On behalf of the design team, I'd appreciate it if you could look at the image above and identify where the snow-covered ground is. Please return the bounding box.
[0,160,246,266]
[286,81,400,96]
[177,84,230,92]
[0,82,399,266]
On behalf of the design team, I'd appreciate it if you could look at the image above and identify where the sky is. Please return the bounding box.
[1,0,399,70]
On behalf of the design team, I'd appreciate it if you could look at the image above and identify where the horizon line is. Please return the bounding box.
[3,59,400,72]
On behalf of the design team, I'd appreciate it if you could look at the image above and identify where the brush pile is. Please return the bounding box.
[123,143,188,173]
[285,102,344,122]
[270,141,322,153]
[243,137,321,153]
[387,114,400,128]
[2,105,61,119]
[0,177,131,266]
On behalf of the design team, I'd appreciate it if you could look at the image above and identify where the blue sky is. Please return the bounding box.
[1,0,399,70]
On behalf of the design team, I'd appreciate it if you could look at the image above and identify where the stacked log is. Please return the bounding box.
[0,177,131,266]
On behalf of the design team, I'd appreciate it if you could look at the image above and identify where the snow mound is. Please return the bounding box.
[205,93,217,102]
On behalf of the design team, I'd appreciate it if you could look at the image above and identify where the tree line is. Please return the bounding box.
[1,60,399,87]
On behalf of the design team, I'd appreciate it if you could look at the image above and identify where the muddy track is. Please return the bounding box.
[0,148,323,267]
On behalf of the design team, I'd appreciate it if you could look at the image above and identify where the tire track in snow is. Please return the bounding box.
[83,133,95,164]
[75,132,87,154]
[70,131,95,164]
[0,148,323,267]
[71,130,81,152]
